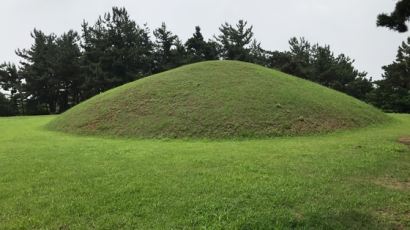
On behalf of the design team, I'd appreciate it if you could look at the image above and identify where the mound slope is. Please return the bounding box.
[48,61,389,138]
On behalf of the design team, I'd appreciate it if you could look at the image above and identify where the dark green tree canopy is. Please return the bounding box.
[269,37,373,101]
[54,31,82,110]
[215,20,254,61]
[153,22,181,72]
[248,40,269,66]
[16,29,60,113]
[0,63,23,114]
[185,26,219,62]
[0,63,21,96]
[369,37,410,112]
[81,7,153,96]
[186,26,205,55]
[377,0,410,32]
[0,92,17,116]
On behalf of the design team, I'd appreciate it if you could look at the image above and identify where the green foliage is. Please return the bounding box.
[269,37,373,101]
[16,29,60,113]
[1,115,410,228]
[215,20,254,61]
[249,40,270,66]
[153,23,186,72]
[49,61,388,138]
[15,29,82,114]
[280,37,313,78]
[185,26,219,63]
[0,63,21,96]
[0,92,16,116]
[369,37,410,113]
[81,7,154,97]
[377,0,410,32]
[0,63,23,114]
[54,31,82,111]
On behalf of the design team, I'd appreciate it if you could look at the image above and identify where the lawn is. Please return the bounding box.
[0,114,409,229]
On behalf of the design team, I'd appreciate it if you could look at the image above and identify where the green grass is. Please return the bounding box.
[1,114,409,229]
[49,60,389,138]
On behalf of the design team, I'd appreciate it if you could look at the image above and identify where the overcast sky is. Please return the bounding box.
[1,0,409,80]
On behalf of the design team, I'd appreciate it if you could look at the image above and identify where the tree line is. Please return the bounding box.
[0,6,409,116]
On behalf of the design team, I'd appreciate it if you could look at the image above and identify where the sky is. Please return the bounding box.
[1,0,409,80]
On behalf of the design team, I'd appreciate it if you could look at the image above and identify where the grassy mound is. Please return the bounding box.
[48,60,389,138]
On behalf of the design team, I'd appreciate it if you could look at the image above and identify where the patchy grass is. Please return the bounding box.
[48,60,389,138]
[1,114,409,229]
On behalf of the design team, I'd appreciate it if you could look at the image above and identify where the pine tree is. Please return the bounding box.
[153,23,184,72]
[81,7,153,97]
[0,92,16,116]
[287,37,313,78]
[215,20,254,61]
[268,37,374,101]
[0,63,23,114]
[249,40,269,66]
[16,29,59,113]
[54,30,82,111]
[377,0,410,32]
[369,37,410,112]
[185,26,219,62]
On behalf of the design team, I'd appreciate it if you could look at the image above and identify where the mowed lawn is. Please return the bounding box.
[0,115,409,229]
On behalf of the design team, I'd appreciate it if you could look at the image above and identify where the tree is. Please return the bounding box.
[153,23,186,72]
[16,29,60,113]
[0,63,23,114]
[268,37,373,100]
[54,30,82,111]
[215,20,254,61]
[15,29,83,114]
[369,38,410,112]
[185,26,219,62]
[0,92,16,116]
[249,40,270,66]
[81,7,153,97]
[345,75,374,101]
[377,0,410,32]
[287,37,313,78]
[269,37,313,79]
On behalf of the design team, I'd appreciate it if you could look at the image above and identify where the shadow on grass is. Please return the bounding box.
[239,210,392,230]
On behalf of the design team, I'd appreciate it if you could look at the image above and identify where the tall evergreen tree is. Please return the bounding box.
[54,30,82,111]
[0,92,16,116]
[249,40,270,66]
[185,26,219,62]
[269,37,313,78]
[369,37,410,112]
[0,63,24,114]
[287,37,313,78]
[152,22,184,72]
[268,37,373,101]
[81,7,153,97]
[215,20,254,61]
[377,0,410,32]
[16,29,60,113]
[15,29,83,113]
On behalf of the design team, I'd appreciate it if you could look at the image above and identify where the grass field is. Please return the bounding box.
[0,115,409,229]
[49,61,388,138]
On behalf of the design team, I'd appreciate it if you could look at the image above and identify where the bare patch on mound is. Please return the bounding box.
[375,208,410,230]
[398,136,410,146]
[373,177,410,191]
